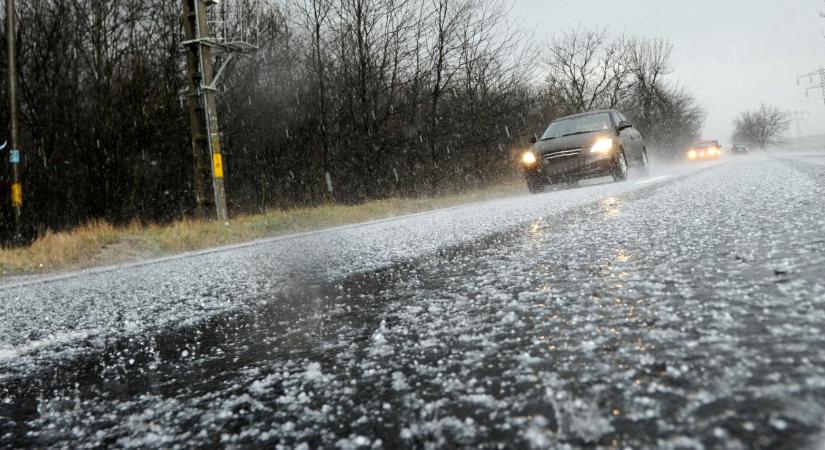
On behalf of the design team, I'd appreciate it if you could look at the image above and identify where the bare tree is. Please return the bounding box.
[626,37,673,133]
[538,29,703,158]
[639,83,705,156]
[427,0,468,121]
[732,103,791,149]
[294,0,334,195]
[544,28,632,113]
[621,38,704,155]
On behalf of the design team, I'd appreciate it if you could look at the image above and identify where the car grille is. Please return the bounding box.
[543,149,582,162]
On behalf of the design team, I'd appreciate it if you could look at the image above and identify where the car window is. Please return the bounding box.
[540,113,613,140]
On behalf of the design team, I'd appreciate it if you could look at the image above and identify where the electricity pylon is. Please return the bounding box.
[797,68,825,106]
[787,111,809,140]
[181,0,256,221]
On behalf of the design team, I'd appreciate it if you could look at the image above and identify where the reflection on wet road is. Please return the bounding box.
[2,155,825,449]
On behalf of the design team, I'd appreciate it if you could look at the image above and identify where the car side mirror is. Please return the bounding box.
[618,120,633,130]
[530,136,537,144]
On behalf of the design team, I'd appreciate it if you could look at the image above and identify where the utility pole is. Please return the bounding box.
[797,68,825,106]
[5,0,21,241]
[181,1,256,221]
[182,0,228,220]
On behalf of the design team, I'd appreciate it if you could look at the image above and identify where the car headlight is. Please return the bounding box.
[521,151,537,166]
[590,138,614,154]
[687,150,697,159]
[708,147,719,156]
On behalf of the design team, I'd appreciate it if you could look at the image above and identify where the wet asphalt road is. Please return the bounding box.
[2,154,825,449]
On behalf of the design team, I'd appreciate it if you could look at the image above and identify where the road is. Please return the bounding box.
[1,153,825,449]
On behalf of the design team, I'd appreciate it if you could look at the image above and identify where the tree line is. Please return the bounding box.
[542,29,705,156]
[0,0,705,242]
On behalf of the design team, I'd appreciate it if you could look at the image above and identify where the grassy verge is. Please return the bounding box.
[0,182,526,277]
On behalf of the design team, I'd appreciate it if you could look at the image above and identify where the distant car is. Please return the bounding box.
[686,140,722,161]
[732,144,749,155]
[519,110,649,193]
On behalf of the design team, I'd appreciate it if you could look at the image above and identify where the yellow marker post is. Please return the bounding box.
[11,182,22,207]
[212,153,224,179]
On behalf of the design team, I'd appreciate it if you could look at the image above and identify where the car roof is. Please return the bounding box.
[554,110,616,121]
[690,140,720,147]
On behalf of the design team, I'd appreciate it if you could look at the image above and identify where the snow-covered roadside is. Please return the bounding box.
[0,164,701,376]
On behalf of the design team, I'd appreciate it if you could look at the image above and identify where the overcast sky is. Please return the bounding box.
[512,0,825,142]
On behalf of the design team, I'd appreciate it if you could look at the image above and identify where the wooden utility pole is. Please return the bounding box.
[5,0,21,240]
[182,0,228,221]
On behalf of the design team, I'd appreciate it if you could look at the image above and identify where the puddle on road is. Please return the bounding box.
[599,196,623,218]
[0,264,404,408]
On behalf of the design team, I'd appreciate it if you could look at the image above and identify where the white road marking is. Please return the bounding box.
[635,175,669,185]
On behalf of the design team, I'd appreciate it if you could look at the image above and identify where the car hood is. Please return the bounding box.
[533,131,615,155]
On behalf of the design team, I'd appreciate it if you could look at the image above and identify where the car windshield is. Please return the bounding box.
[691,141,719,149]
[540,113,613,140]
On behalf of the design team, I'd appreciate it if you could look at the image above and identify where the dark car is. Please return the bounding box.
[732,144,749,155]
[686,140,722,161]
[519,110,649,193]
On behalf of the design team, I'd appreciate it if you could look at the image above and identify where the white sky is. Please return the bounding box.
[511,0,825,143]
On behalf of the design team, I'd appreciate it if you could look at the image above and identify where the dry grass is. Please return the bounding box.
[0,221,122,274]
[0,182,526,276]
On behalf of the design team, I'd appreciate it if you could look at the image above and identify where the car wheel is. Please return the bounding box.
[612,149,628,182]
[527,178,547,194]
[638,148,650,177]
